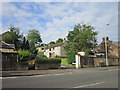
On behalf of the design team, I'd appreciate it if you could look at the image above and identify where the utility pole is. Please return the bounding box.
[105,23,109,66]
[105,36,108,66]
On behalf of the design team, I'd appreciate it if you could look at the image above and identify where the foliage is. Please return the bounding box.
[49,41,55,45]
[56,38,64,43]
[35,58,61,64]
[54,55,60,58]
[2,25,23,50]
[21,37,30,50]
[67,51,76,64]
[64,23,98,63]
[27,29,42,58]
[38,51,44,54]
[18,49,33,62]
[38,55,48,59]
[27,29,42,45]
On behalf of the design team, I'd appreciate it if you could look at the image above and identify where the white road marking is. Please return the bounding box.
[54,73,65,76]
[0,77,2,79]
[2,77,18,79]
[73,81,105,88]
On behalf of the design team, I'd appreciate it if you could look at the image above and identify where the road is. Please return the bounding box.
[2,69,119,88]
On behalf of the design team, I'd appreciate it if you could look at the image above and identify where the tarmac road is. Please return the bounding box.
[2,68,119,89]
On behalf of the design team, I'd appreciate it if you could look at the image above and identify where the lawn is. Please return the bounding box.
[61,58,75,67]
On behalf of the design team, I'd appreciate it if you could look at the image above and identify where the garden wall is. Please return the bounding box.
[35,63,61,70]
[94,57,119,66]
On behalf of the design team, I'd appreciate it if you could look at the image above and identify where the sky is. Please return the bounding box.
[1,1,118,44]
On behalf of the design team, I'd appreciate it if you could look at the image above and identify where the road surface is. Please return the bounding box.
[2,69,119,88]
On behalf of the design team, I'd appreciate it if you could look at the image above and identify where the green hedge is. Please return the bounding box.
[36,59,61,64]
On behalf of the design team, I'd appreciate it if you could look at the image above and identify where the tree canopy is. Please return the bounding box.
[27,29,42,45]
[56,38,64,43]
[2,25,23,50]
[64,23,98,64]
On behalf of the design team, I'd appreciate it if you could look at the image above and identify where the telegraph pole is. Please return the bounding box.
[105,23,109,66]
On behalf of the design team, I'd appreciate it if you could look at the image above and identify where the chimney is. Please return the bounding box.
[102,37,109,41]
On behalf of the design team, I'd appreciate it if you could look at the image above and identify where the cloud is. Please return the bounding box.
[1,2,118,44]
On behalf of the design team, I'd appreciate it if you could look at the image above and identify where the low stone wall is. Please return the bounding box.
[35,63,61,70]
[94,57,119,66]
[17,62,28,70]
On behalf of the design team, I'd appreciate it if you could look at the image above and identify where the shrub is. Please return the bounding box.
[18,49,32,62]
[38,55,48,59]
[38,51,44,54]
[67,51,75,64]
[54,55,60,58]
[36,58,61,64]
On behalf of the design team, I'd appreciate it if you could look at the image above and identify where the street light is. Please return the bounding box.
[105,23,109,66]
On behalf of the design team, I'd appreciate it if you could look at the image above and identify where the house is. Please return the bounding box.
[94,37,119,58]
[44,42,67,58]
[0,40,15,52]
[94,37,119,66]
[36,46,45,52]
[0,40,18,70]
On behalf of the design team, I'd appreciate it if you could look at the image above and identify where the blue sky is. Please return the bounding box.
[1,2,118,44]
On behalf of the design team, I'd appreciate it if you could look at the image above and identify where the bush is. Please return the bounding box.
[38,51,44,54]
[36,58,61,64]
[54,55,60,58]
[18,49,32,62]
[38,55,48,59]
[67,51,75,64]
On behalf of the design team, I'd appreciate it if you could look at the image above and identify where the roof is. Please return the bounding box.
[113,41,120,48]
[0,40,15,49]
[46,42,67,49]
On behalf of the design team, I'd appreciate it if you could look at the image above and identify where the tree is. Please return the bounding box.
[27,29,42,45]
[49,41,55,45]
[2,25,23,50]
[27,29,42,57]
[56,38,63,43]
[64,23,98,64]
[21,37,30,50]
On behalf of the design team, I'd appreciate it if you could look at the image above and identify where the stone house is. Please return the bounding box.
[0,40,15,52]
[44,42,67,58]
[0,40,18,70]
[94,37,119,58]
[94,37,119,66]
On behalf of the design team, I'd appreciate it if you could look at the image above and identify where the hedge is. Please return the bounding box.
[35,59,61,64]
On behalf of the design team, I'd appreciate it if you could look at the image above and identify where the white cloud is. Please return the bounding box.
[1,2,118,44]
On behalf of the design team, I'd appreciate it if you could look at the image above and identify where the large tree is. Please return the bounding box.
[27,29,42,55]
[2,25,23,50]
[21,37,30,50]
[27,29,42,45]
[64,23,98,64]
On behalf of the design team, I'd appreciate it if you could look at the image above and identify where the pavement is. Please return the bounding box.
[1,66,119,77]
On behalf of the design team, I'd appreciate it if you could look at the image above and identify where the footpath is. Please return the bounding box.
[1,66,119,77]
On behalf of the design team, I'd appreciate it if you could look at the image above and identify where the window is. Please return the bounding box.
[42,48,44,50]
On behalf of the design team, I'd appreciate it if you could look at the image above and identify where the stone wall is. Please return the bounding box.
[2,52,18,71]
[94,57,119,66]
[17,62,28,70]
[35,63,61,70]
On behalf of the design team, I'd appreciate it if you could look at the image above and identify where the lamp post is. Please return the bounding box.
[105,23,109,66]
